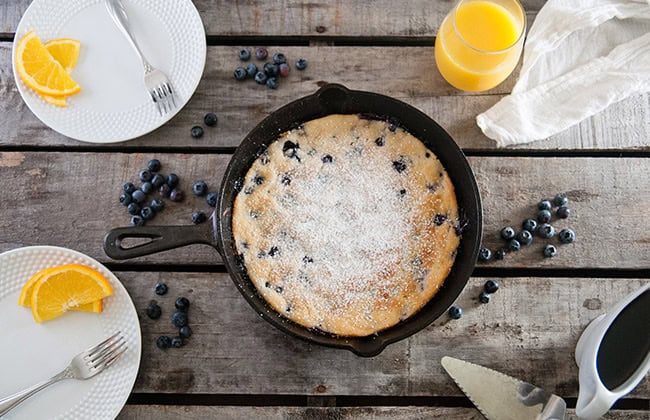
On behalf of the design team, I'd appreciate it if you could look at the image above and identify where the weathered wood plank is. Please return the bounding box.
[117,405,650,420]
[0,152,648,269]
[2,44,647,150]
[2,1,545,38]
[120,272,649,397]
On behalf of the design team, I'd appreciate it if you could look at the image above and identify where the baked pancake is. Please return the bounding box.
[232,114,461,336]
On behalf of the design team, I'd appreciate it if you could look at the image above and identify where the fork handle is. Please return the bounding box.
[0,368,71,416]
[105,0,153,72]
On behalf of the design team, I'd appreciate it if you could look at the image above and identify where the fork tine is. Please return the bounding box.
[90,345,128,375]
[160,84,172,113]
[156,86,168,115]
[89,335,125,365]
[165,82,176,108]
[91,340,127,368]
[85,331,121,357]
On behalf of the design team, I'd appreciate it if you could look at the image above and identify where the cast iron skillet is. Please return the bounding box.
[104,84,482,357]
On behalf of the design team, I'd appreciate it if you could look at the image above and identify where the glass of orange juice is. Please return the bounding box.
[434,0,526,92]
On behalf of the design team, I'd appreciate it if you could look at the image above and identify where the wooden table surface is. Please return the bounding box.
[1,1,649,419]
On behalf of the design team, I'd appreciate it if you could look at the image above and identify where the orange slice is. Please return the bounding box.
[30,264,113,322]
[19,267,102,312]
[15,31,81,97]
[44,38,80,72]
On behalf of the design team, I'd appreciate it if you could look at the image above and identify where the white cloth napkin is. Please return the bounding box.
[476,0,650,147]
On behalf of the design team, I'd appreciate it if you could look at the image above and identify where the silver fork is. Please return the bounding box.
[0,331,127,417]
[105,0,176,116]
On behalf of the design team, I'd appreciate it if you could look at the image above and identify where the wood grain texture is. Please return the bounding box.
[2,43,648,150]
[119,271,649,397]
[0,152,648,269]
[117,405,650,420]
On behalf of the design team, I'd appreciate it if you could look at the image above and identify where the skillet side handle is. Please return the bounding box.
[103,224,215,260]
[316,83,351,113]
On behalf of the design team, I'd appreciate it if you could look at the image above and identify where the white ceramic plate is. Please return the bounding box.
[0,246,141,420]
[12,0,206,143]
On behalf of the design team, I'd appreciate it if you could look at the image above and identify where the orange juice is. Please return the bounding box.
[435,0,525,92]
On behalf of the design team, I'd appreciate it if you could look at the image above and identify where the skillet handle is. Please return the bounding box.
[316,83,351,112]
[103,224,217,260]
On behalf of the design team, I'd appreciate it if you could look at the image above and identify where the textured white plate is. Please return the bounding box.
[0,246,141,420]
[12,0,206,143]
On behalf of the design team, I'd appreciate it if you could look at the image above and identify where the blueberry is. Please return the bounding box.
[268,246,279,257]
[140,206,154,220]
[559,228,576,244]
[448,305,462,319]
[191,126,204,138]
[266,77,279,89]
[119,193,132,206]
[156,336,171,350]
[517,230,533,245]
[263,62,279,77]
[127,203,141,215]
[508,239,521,252]
[543,244,558,258]
[131,190,146,204]
[123,182,136,194]
[147,159,161,173]
[206,192,218,207]
[479,291,491,304]
[191,211,206,224]
[272,52,287,64]
[322,155,333,163]
[538,200,552,211]
[138,170,152,183]
[278,63,290,77]
[170,189,184,202]
[501,227,516,241]
[192,180,208,196]
[537,209,552,223]
[495,249,507,260]
[255,47,268,60]
[179,325,193,339]
[204,112,218,127]
[283,141,299,158]
[171,311,188,327]
[243,63,257,78]
[166,174,179,188]
[254,71,268,85]
[159,184,171,198]
[554,193,568,207]
[155,282,168,296]
[150,199,164,212]
[253,175,264,185]
[392,159,407,173]
[280,174,291,185]
[556,206,571,219]
[234,67,247,80]
[130,215,144,226]
[295,58,308,70]
[522,218,538,232]
[146,302,162,319]
[433,214,447,226]
[151,174,165,188]
[171,336,183,348]
[175,297,190,311]
[478,247,492,261]
[239,48,251,61]
[141,182,153,194]
[484,280,500,294]
[537,223,555,239]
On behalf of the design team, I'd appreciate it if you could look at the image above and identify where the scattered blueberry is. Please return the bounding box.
[171,311,188,327]
[119,193,132,206]
[139,169,152,182]
[131,190,146,204]
[245,63,257,78]
[554,193,568,207]
[263,62,279,77]
[146,302,162,319]
[272,52,287,64]
[130,215,144,226]
[517,230,533,245]
[191,126,204,139]
[127,203,141,215]
[191,211,206,224]
[559,228,576,244]
[234,67,247,80]
[254,71,268,85]
[508,239,521,252]
[159,184,171,198]
[166,174,179,188]
[204,112,218,127]
[478,247,492,262]
[266,77,279,89]
[537,223,555,239]
[141,182,153,194]
[484,280,500,294]
[479,291,491,304]
[495,249,507,260]
[295,58,307,70]
[141,206,154,220]
[170,189,184,202]
[151,174,165,188]
[448,305,462,319]
[278,63,290,77]
[156,336,171,350]
[538,200,552,211]
[556,206,571,219]
[192,180,208,196]
[179,325,192,339]
[543,244,558,258]
[501,227,516,241]
[537,209,552,223]
[147,159,161,173]
[175,297,190,312]
[123,182,136,194]
[255,47,268,60]
[239,48,251,61]
[155,282,168,296]
[522,218,538,232]
[150,199,164,212]
[171,336,184,348]
[206,192,218,207]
